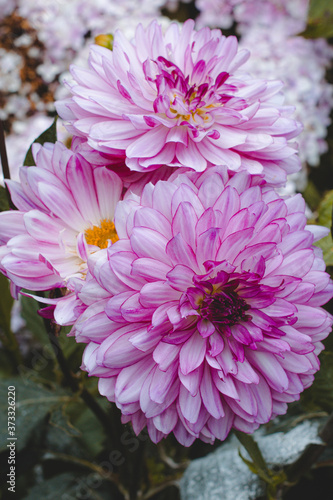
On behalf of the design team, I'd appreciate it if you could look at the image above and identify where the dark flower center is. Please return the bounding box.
[200,289,251,330]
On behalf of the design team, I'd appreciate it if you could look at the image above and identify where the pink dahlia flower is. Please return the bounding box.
[60,166,333,445]
[0,141,122,292]
[56,19,302,186]
[71,134,179,194]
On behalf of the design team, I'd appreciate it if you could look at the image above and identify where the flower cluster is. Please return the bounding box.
[56,19,301,186]
[0,0,170,136]
[195,0,333,170]
[195,0,309,35]
[0,19,332,446]
[240,30,333,168]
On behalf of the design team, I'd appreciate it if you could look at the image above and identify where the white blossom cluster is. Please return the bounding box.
[17,0,169,79]
[195,0,333,170]
[0,0,171,178]
[240,29,333,167]
[195,0,241,29]
[195,0,308,33]
[1,0,170,120]
[0,0,17,20]
[1,0,332,188]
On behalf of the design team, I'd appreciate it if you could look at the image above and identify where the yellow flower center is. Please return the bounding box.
[169,96,221,124]
[85,219,118,249]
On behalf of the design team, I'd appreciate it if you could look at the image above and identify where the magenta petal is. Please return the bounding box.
[179,365,203,397]
[208,332,225,357]
[129,326,161,352]
[172,201,198,250]
[179,384,201,424]
[140,281,179,307]
[176,141,207,171]
[153,341,181,371]
[233,358,260,384]
[98,331,147,369]
[105,292,134,322]
[206,408,234,441]
[179,330,206,375]
[279,351,313,373]
[149,364,177,404]
[131,227,171,264]
[173,420,196,446]
[200,364,225,419]
[167,264,195,291]
[115,358,154,403]
[166,233,199,271]
[248,377,273,423]
[126,126,167,159]
[121,293,155,322]
[246,350,289,392]
[153,406,178,434]
[134,206,172,239]
[213,371,240,399]
[196,228,221,264]
[131,257,171,281]
[276,249,314,278]
[197,318,215,338]
[98,377,117,401]
[232,380,259,416]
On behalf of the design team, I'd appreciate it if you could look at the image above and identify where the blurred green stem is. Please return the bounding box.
[41,312,120,446]
[0,328,23,372]
[0,273,23,371]
[0,120,16,209]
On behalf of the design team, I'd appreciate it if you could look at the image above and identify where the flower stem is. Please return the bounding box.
[0,121,16,209]
[128,438,146,500]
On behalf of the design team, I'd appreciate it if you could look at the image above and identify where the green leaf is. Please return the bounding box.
[234,430,270,478]
[0,273,14,337]
[49,405,81,437]
[20,297,84,370]
[301,351,333,412]
[316,190,333,228]
[0,377,71,452]
[315,234,333,266]
[238,449,262,476]
[310,190,333,266]
[0,350,17,376]
[308,0,333,19]
[300,0,333,38]
[23,117,58,166]
[69,402,107,457]
[235,431,287,497]
[22,473,81,500]
[302,180,322,213]
[60,326,86,372]
[0,185,10,212]
[22,472,120,500]
[46,397,108,460]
